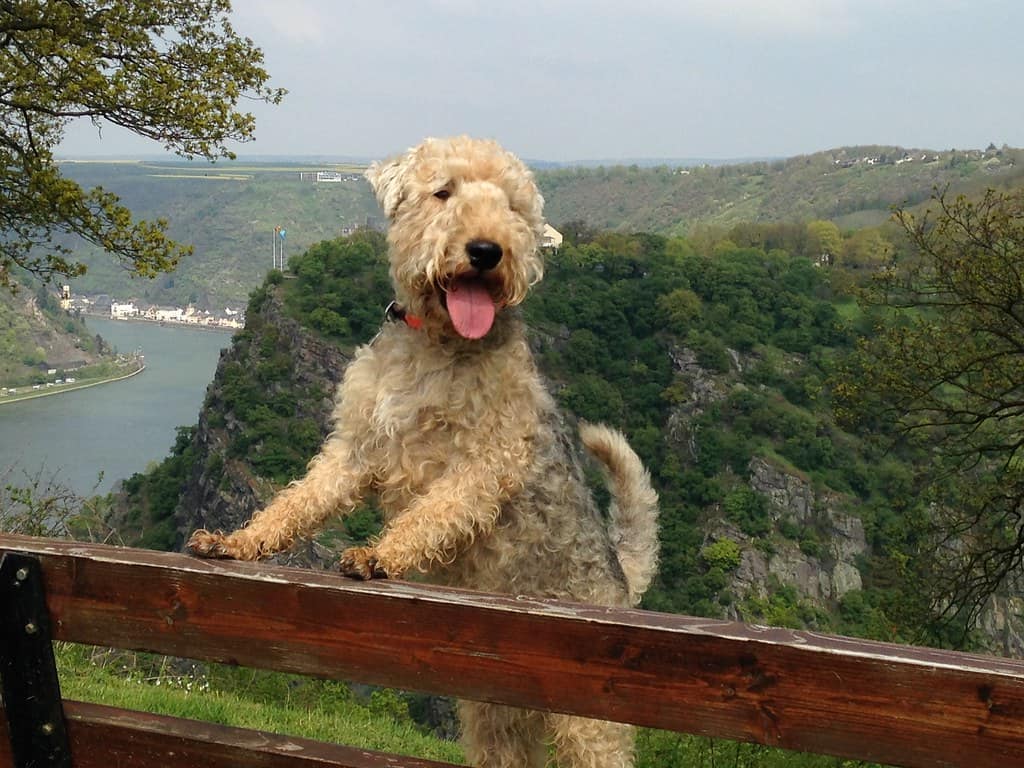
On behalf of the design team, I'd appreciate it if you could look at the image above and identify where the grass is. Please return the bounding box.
[53,644,886,767]
[55,644,465,763]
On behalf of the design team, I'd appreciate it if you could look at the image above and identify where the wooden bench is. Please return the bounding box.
[2,534,1024,768]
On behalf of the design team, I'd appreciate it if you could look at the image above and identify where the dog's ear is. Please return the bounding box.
[365,156,409,219]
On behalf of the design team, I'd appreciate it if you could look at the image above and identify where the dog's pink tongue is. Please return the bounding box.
[447,277,496,339]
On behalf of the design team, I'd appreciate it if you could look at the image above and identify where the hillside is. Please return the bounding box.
[536,144,1024,234]
[105,224,1023,657]
[0,284,113,388]
[57,160,380,311]
[50,144,1023,312]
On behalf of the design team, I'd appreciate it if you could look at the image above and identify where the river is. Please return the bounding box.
[0,318,232,496]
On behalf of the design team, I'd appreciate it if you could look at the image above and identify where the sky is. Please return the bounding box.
[57,0,1024,163]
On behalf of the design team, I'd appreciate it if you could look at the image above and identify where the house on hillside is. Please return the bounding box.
[541,224,563,250]
[156,307,184,322]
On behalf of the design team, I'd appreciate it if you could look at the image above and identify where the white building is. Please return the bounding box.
[111,301,138,318]
[541,224,564,249]
[154,307,184,322]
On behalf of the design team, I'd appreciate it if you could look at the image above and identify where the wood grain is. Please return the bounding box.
[0,699,460,768]
[3,534,1024,768]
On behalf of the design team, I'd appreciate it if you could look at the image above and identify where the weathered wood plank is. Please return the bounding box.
[0,699,460,768]
[3,534,1024,768]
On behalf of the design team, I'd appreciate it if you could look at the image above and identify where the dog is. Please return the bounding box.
[188,136,659,768]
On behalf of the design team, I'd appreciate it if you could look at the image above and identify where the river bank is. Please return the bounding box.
[0,362,146,407]
[0,318,230,495]
[79,310,241,333]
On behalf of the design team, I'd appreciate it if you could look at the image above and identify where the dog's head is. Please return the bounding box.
[365,136,545,340]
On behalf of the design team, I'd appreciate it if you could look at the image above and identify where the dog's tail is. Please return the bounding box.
[580,423,660,606]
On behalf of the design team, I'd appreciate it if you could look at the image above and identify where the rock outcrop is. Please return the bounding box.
[667,343,869,619]
[171,286,350,563]
[703,455,867,624]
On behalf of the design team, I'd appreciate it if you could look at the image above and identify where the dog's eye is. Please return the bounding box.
[434,189,451,201]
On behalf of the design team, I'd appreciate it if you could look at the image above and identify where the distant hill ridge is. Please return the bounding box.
[49,143,1023,310]
[536,143,1024,235]
[57,152,767,168]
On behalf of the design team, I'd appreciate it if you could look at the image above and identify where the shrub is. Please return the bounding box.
[686,330,731,373]
[701,538,743,571]
[723,488,772,537]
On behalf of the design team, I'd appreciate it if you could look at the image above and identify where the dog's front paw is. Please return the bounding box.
[338,546,392,580]
[187,529,241,559]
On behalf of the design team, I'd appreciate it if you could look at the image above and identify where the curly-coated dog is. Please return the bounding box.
[188,136,659,768]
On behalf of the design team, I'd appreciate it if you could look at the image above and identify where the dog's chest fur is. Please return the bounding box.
[336,321,545,512]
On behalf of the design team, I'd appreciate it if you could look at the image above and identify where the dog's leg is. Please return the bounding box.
[339,467,508,578]
[546,714,635,768]
[189,436,369,560]
[459,701,546,768]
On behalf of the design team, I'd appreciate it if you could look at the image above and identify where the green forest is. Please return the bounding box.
[10,181,1024,766]
[117,187,1024,656]
[537,145,1024,233]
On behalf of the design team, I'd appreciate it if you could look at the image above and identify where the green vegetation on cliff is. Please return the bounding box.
[104,220,923,767]
[117,214,952,647]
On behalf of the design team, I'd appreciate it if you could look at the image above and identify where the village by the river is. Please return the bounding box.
[76,293,246,331]
[0,317,231,495]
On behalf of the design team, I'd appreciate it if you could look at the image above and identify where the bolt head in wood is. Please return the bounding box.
[24,621,38,635]
[15,567,29,581]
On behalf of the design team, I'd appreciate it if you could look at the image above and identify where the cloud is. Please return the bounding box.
[425,0,864,38]
[680,0,857,35]
[233,0,335,45]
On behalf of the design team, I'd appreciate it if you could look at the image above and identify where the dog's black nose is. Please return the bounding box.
[466,240,503,271]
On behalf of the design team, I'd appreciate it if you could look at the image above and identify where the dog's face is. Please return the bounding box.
[366,136,545,340]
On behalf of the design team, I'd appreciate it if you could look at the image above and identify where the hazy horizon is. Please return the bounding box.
[56,1,1024,163]
[53,144,994,168]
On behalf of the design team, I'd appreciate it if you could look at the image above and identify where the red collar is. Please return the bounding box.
[385,301,422,330]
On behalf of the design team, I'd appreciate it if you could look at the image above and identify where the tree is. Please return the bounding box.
[0,0,285,287]
[806,220,842,263]
[2,464,112,541]
[836,188,1024,642]
[839,228,893,270]
[657,287,702,335]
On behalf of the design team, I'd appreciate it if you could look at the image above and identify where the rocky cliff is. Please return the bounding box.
[714,456,866,613]
[667,342,870,622]
[980,583,1024,658]
[169,283,352,566]
[106,234,1023,658]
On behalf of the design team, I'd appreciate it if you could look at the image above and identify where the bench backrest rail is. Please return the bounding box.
[3,534,1024,768]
